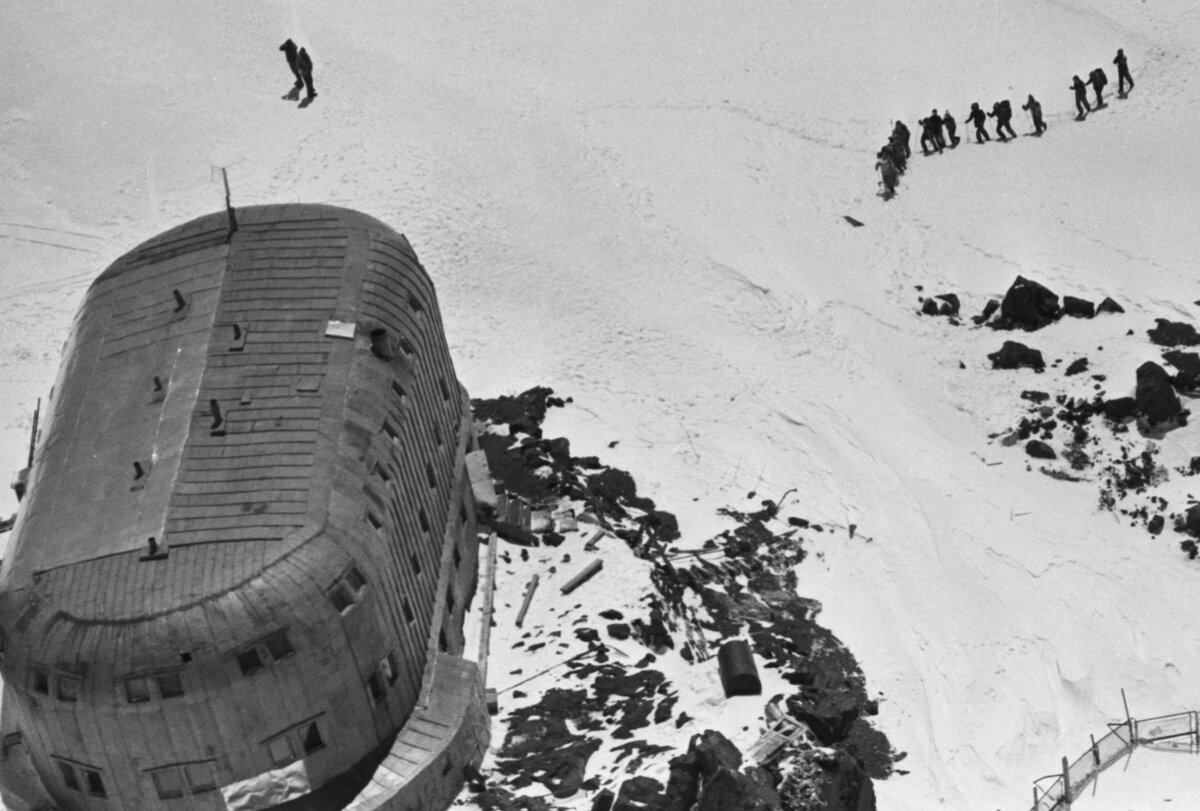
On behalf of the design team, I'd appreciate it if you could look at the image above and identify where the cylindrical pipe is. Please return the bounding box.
[560,560,603,595]
[515,574,539,628]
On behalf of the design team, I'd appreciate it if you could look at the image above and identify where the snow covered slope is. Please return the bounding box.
[4,0,1200,807]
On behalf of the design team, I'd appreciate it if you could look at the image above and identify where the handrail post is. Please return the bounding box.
[1062,756,1071,806]
[1090,733,1100,767]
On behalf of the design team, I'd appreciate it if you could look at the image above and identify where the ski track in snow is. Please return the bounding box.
[4,0,1200,808]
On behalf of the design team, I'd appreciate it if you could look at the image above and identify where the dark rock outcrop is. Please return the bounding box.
[659,730,779,811]
[1148,319,1200,347]
[1163,350,1200,393]
[1136,361,1183,425]
[972,298,1000,325]
[614,776,665,810]
[1096,297,1125,315]
[1061,296,1096,318]
[1065,358,1089,376]
[995,276,1060,330]
[988,341,1045,372]
[1102,397,1137,422]
[1026,440,1056,459]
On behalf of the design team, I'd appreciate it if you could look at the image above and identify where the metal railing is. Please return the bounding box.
[1030,709,1200,810]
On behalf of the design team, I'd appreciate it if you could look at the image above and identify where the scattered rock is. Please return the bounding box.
[1102,397,1137,422]
[1065,358,1089,376]
[1061,296,1095,318]
[935,293,960,316]
[972,298,1000,325]
[1096,297,1124,315]
[988,341,1046,372]
[613,775,664,810]
[608,623,632,640]
[1163,350,1200,393]
[994,276,1060,331]
[1135,361,1183,426]
[1025,440,1056,459]
[1148,319,1200,347]
[1148,515,1165,535]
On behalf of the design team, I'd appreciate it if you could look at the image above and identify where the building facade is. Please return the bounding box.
[0,205,485,810]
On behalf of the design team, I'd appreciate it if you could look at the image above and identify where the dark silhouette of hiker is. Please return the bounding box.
[966,103,990,143]
[280,39,303,94]
[928,110,948,151]
[1022,94,1047,135]
[1071,75,1091,118]
[893,121,911,158]
[989,101,1016,141]
[943,111,960,146]
[918,117,943,154]
[298,47,316,100]
[883,139,906,175]
[1089,68,1108,107]
[1114,49,1134,96]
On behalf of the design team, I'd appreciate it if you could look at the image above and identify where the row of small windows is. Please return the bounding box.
[150,760,217,799]
[30,669,79,702]
[54,758,106,798]
[236,629,295,676]
[126,671,184,703]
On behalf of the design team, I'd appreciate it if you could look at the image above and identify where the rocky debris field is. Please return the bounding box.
[464,388,895,811]
[922,275,1200,560]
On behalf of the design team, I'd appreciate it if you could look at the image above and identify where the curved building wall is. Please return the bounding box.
[0,205,480,810]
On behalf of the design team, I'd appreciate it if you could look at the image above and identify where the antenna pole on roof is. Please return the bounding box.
[221,167,238,240]
[27,398,39,469]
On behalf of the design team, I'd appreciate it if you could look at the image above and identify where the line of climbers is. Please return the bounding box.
[875,48,1135,199]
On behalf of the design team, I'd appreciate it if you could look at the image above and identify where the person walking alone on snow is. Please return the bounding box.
[966,103,990,143]
[1022,94,1047,136]
[1114,48,1134,97]
[1071,75,1091,119]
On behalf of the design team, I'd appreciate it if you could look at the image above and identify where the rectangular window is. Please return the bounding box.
[151,767,184,800]
[56,675,80,702]
[328,582,354,613]
[382,420,399,443]
[301,721,324,755]
[57,760,79,791]
[237,647,264,676]
[266,735,295,768]
[366,671,385,703]
[410,553,421,576]
[383,652,399,685]
[125,677,151,703]
[184,761,217,793]
[264,630,294,662]
[157,671,185,699]
[345,566,367,594]
[402,599,414,624]
[31,668,49,695]
[84,769,106,798]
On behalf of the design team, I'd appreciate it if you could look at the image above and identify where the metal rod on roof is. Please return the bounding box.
[221,167,238,238]
[27,399,39,468]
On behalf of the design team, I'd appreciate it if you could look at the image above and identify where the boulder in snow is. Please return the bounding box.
[988,341,1045,372]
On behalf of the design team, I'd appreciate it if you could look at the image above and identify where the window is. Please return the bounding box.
[157,672,184,699]
[84,769,106,798]
[398,337,415,357]
[402,600,414,624]
[265,718,325,767]
[344,566,367,594]
[184,761,217,793]
[366,671,385,703]
[328,582,354,613]
[31,668,49,695]
[237,647,264,676]
[408,292,424,313]
[418,508,430,533]
[264,630,294,661]
[391,380,407,400]
[56,675,80,702]
[382,652,399,685]
[374,462,391,484]
[438,629,448,652]
[438,377,451,401]
[57,760,80,791]
[267,735,295,768]
[125,677,151,703]
[425,462,437,489]
[301,721,324,755]
[151,767,184,800]
[382,420,399,443]
[453,543,462,569]
[410,553,422,576]
[366,511,383,531]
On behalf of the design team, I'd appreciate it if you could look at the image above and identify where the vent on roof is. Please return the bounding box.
[172,289,187,313]
[150,376,166,404]
[229,324,248,352]
[209,400,225,436]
